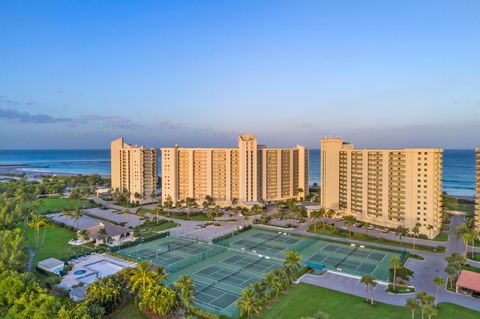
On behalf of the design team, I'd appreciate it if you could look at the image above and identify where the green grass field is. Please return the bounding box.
[135,221,179,239]
[110,301,149,319]
[24,223,77,264]
[34,197,97,214]
[257,284,479,319]
[432,233,449,242]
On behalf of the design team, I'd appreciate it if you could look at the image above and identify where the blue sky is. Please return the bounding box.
[0,0,479,149]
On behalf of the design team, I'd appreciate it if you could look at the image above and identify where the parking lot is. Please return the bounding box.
[83,207,144,228]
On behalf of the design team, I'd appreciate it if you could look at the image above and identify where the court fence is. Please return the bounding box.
[167,245,228,272]
[399,249,409,264]
[110,231,170,252]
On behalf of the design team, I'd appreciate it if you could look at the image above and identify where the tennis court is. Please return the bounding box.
[117,228,404,317]
[117,236,223,272]
[302,241,400,280]
[217,228,312,257]
[167,246,284,318]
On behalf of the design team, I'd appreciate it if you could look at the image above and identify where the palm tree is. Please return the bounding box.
[130,261,160,292]
[416,292,435,319]
[433,276,444,306]
[454,223,472,257]
[362,222,370,235]
[138,285,178,317]
[237,288,261,319]
[85,276,123,313]
[60,209,73,222]
[40,219,51,248]
[405,298,420,319]
[283,251,302,283]
[29,214,46,248]
[72,208,83,229]
[469,229,479,258]
[97,227,108,244]
[251,280,268,307]
[310,209,324,232]
[164,195,173,208]
[395,226,409,240]
[360,275,376,304]
[152,206,162,223]
[426,225,434,239]
[412,224,420,254]
[264,272,276,306]
[444,265,457,289]
[423,304,438,319]
[173,275,195,314]
[343,215,356,238]
[390,256,402,289]
[150,192,156,203]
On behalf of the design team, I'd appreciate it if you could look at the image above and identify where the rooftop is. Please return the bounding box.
[87,222,131,239]
[38,257,64,269]
[456,270,480,292]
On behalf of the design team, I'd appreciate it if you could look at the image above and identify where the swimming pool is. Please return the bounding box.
[86,260,125,277]
[74,269,87,275]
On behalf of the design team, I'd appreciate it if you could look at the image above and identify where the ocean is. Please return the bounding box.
[0,149,476,197]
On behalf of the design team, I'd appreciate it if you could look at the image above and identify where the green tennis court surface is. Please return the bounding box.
[117,229,404,318]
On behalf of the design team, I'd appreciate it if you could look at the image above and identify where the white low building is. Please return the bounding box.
[37,258,64,275]
[78,221,135,246]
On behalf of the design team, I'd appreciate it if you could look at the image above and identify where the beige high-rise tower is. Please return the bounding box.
[475,148,480,232]
[111,138,158,204]
[162,134,308,206]
[320,138,443,239]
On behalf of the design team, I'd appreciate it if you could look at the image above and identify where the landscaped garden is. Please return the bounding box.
[307,225,446,253]
[134,219,179,239]
[257,283,479,319]
[24,223,77,265]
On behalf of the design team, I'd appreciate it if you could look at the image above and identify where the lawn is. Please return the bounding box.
[110,301,149,319]
[308,226,446,253]
[34,197,97,214]
[433,233,449,242]
[135,221,179,239]
[257,283,479,319]
[24,223,77,265]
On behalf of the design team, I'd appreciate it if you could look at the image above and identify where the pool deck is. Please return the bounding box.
[59,253,136,290]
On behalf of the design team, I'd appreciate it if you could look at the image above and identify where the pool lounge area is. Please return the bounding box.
[59,253,136,300]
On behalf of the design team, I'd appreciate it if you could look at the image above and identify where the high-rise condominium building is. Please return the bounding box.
[161,134,308,206]
[320,138,443,239]
[475,148,480,232]
[111,138,158,204]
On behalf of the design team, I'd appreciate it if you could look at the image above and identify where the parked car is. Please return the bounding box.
[472,292,480,299]
[382,228,390,233]
[368,224,375,230]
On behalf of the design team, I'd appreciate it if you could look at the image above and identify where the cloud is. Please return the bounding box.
[0,107,139,129]
[155,120,185,130]
[0,108,74,124]
[80,115,139,129]
[296,121,310,129]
